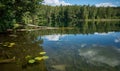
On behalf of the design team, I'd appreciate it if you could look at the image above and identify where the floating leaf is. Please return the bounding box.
[34,57,42,61]
[39,52,46,55]
[9,34,17,37]
[28,59,35,64]
[8,43,15,47]
[42,56,49,60]
[3,44,7,46]
[3,42,9,46]
[10,43,15,45]
[25,55,31,59]
[14,23,19,29]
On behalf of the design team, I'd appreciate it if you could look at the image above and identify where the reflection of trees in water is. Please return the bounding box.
[20,21,120,36]
[75,21,120,34]
[38,21,120,35]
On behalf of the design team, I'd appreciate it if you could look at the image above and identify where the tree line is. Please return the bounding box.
[0,0,120,32]
[37,5,120,27]
[0,0,43,32]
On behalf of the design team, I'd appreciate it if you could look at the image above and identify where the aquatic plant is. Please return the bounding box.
[41,56,49,60]
[25,55,31,59]
[39,52,46,55]
[8,43,15,47]
[25,51,49,64]
[34,57,42,61]
[28,59,35,64]
[1,42,15,47]
[3,42,9,46]
[13,23,19,29]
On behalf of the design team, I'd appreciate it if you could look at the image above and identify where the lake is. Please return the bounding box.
[0,21,120,71]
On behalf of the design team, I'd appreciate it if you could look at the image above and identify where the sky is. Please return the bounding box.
[43,0,120,7]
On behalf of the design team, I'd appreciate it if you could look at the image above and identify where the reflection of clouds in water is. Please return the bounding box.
[94,32,114,35]
[79,50,97,58]
[91,56,119,66]
[80,44,87,48]
[79,46,120,67]
[42,34,66,41]
[115,38,120,43]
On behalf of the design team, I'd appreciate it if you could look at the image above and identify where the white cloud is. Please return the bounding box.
[95,3,116,7]
[43,0,71,6]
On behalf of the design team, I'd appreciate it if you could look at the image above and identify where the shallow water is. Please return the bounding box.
[0,21,120,71]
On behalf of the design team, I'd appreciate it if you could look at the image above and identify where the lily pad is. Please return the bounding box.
[42,56,49,60]
[3,42,9,46]
[34,57,42,61]
[8,43,15,47]
[3,44,7,46]
[14,23,19,28]
[28,59,35,64]
[25,55,31,59]
[39,52,46,55]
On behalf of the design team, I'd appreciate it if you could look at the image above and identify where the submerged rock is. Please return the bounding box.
[51,64,66,71]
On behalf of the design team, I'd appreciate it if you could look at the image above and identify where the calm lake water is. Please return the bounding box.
[0,21,120,71]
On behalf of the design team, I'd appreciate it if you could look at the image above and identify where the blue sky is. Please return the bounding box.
[43,0,120,7]
[64,0,120,6]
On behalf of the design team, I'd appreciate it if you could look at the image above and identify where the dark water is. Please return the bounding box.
[0,21,120,71]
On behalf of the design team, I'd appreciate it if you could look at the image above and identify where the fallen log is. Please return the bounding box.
[0,57,15,63]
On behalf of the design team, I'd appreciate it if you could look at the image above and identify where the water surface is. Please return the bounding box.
[0,21,120,71]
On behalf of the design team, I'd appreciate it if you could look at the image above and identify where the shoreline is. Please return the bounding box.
[6,27,74,32]
[1,19,120,32]
[79,19,120,21]
[7,27,59,32]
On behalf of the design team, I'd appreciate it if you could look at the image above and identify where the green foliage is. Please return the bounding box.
[0,0,43,32]
[0,1,120,32]
[37,5,120,27]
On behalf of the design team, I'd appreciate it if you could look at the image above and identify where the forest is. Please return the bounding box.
[0,0,120,32]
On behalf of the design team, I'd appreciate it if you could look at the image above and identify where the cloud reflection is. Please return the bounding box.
[42,34,66,41]
[79,46,120,67]
[115,38,120,43]
[94,32,114,35]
